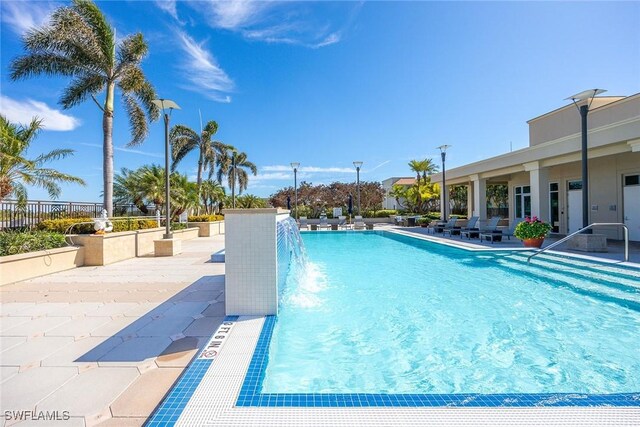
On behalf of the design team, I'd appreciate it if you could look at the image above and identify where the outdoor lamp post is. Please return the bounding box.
[290,162,300,220]
[151,98,180,239]
[437,145,451,221]
[353,161,363,215]
[566,89,606,231]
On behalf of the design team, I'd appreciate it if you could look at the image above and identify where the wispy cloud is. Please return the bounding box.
[154,0,179,21]
[175,30,234,103]
[80,143,163,159]
[365,160,391,173]
[174,0,359,48]
[1,1,55,36]
[0,95,80,131]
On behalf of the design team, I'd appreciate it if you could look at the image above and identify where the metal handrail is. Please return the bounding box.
[527,223,629,263]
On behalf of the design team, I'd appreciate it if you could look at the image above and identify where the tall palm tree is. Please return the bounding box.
[0,115,85,203]
[200,179,225,214]
[170,120,228,187]
[216,149,257,208]
[9,0,158,216]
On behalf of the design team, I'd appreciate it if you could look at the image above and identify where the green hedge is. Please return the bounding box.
[363,209,398,218]
[38,217,160,234]
[37,218,94,234]
[0,231,67,256]
[171,222,188,231]
[187,214,224,222]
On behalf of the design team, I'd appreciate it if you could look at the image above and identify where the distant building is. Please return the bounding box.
[431,93,640,241]
[381,177,416,210]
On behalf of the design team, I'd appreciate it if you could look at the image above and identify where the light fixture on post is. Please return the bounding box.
[151,98,180,239]
[437,145,451,221]
[566,89,606,231]
[353,161,363,215]
[290,162,300,220]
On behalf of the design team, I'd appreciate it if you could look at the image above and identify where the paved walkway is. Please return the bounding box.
[0,235,225,427]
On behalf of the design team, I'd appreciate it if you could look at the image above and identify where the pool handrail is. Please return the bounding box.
[527,222,629,264]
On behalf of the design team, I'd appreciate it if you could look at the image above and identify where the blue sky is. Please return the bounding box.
[1,0,639,202]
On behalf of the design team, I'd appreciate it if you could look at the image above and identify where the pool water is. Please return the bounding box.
[261,231,640,395]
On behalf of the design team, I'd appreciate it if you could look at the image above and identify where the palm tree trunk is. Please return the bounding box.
[196,151,204,214]
[102,84,115,217]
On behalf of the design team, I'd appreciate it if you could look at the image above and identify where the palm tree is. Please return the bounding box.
[236,194,267,209]
[216,149,257,208]
[408,158,439,185]
[9,0,158,216]
[200,179,225,214]
[113,167,147,214]
[0,115,85,203]
[170,121,228,187]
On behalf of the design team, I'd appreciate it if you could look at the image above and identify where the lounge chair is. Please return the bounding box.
[440,217,460,235]
[338,216,351,230]
[459,216,480,239]
[353,215,366,230]
[298,217,309,230]
[317,215,331,230]
[394,216,405,226]
[481,218,523,243]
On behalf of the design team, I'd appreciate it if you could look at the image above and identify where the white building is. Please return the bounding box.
[431,93,640,241]
[381,177,416,210]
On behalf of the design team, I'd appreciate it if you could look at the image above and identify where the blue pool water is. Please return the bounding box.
[261,231,640,395]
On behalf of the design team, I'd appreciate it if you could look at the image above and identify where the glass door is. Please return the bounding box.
[514,185,531,219]
[549,182,559,232]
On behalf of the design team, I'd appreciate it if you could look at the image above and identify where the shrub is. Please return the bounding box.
[514,216,552,239]
[171,222,188,231]
[188,214,224,222]
[111,218,159,232]
[0,231,67,256]
[417,217,431,225]
[37,218,94,234]
[363,209,398,218]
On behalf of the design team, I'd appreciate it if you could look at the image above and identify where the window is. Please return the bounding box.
[514,185,531,219]
[624,175,639,186]
[549,183,559,232]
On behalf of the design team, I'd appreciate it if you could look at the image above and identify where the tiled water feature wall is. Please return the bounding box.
[223,209,304,315]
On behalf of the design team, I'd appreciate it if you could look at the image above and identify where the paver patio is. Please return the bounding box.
[0,235,225,427]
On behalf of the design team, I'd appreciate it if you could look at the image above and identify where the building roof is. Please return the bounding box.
[394,178,416,185]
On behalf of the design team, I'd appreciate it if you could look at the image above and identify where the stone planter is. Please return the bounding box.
[522,237,545,248]
[172,227,199,241]
[0,246,85,285]
[71,231,138,266]
[136,227,165,256]
[187,221,225,237]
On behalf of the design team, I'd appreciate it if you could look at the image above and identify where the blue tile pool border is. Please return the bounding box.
[236,315,640,408]
[145,316,239,427]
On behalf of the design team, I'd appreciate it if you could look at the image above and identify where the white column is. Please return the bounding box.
[525,161,550,222]
[466,183,473,218]
[470,174,487,220]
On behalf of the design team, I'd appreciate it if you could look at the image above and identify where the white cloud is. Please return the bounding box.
[176,30,234,103]
[181,0,356,48]
[155,0,179,21]
[79,143,163,159]
[1,1,55,36]
[0,95,80,131]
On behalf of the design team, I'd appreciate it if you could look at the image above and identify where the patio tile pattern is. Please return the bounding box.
[0,235,226,427]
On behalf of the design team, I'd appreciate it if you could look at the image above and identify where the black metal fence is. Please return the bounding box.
[0,200,154,230]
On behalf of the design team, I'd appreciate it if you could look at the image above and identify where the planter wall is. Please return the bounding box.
[136,228,165,256]
[0,246,85,286]
[173,227,199,241]
[187,221,224,237]
[71,231,138,266]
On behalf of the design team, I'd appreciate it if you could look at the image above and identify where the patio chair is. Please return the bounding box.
[459,216,480,239]
[478,217,508,243]
[481,218,524,243]
[338,216,351,230]
[317,215,331,230]
[353,215,366,230]
[440,217,460,236]
[298,217,309,230]
[394,216,406,226]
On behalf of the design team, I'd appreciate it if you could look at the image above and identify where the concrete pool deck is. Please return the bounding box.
[1,230,639,426]
[0,235,226,426]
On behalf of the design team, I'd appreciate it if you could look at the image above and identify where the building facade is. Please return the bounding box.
[381,177,416,210]
[431,93,640,241]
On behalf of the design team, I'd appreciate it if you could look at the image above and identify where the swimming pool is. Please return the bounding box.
[243,231,640,406]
